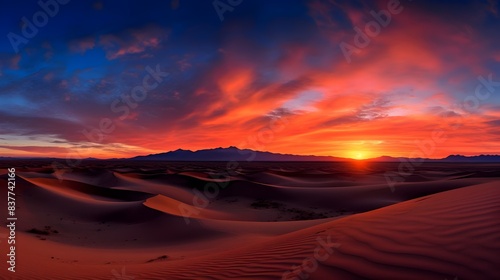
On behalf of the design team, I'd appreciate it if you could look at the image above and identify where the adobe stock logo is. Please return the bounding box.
[339,0,412,63]
[213,0,243,21]
[7,0,71,53]
[282,234,341,280]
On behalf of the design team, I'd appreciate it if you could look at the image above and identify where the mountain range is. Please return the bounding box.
[130,146,348,161]
[129,147,500,162]
[2,147,500,162]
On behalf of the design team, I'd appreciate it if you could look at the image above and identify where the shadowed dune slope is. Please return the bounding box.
[130,180,500,280]
[3,180,498,279]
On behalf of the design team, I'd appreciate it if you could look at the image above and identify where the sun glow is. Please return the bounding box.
[353,152,366,160]
[349,150,372,160]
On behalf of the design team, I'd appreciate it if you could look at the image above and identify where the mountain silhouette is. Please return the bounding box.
[130,146,348,161]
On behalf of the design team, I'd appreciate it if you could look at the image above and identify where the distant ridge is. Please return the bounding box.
[2,149,500,162]
[367,154,500,163]
[439,154,500,162]
[130,146,349,161]
[129,147,500,162]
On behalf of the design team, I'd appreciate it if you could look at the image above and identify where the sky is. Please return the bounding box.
[0,0,499,159]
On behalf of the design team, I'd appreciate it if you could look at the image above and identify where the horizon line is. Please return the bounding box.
[1,146,499,161]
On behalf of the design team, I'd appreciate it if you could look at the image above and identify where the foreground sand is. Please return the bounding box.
[0,162,499,279]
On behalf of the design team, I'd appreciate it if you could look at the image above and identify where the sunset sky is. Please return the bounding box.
[1,0,500,159]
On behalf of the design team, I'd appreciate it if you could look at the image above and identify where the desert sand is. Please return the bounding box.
[0,161,499,279]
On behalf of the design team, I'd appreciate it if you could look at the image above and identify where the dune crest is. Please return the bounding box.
[2,164,499,279]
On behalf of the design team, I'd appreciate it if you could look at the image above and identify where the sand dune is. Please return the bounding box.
[1,162,499,279]
[127,181,500,280]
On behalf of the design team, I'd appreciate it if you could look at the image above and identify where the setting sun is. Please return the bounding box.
[348,150,371,160]
[354,152,365,160]
[350,151,369,160]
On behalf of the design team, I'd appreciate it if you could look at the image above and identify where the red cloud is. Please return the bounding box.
[69,37,95,53]
[98,26,168,60]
